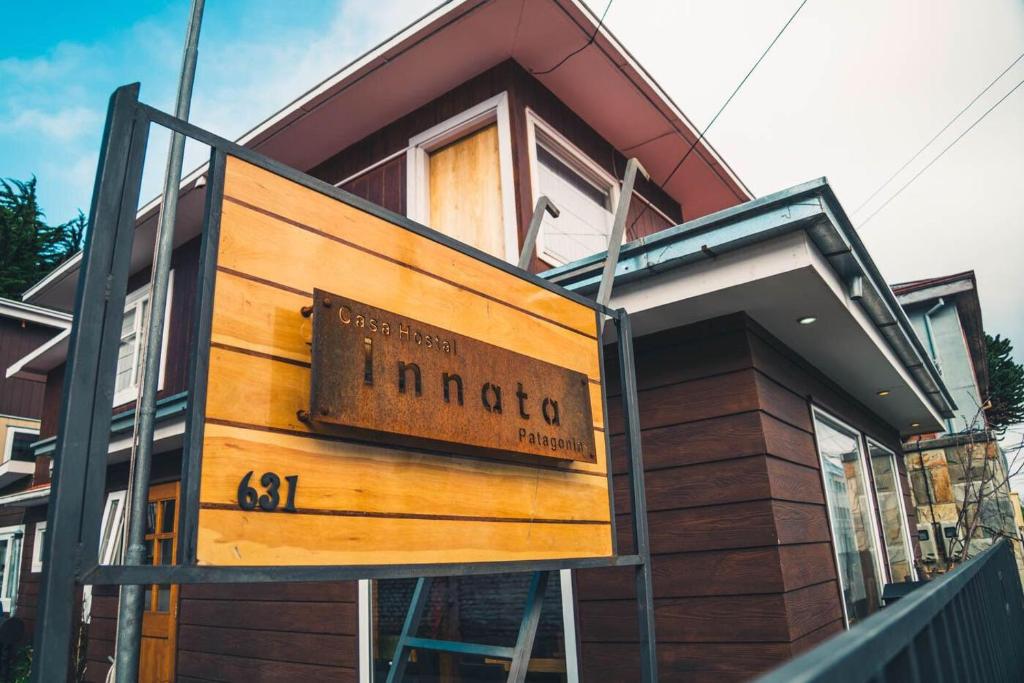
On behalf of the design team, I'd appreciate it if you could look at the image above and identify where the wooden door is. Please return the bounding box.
[428,123,506,258]
[139,481,179,683]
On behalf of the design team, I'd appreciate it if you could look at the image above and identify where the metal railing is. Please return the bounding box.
[756,539,1024,683]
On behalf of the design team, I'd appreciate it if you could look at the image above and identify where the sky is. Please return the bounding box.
[2,1,1023,465]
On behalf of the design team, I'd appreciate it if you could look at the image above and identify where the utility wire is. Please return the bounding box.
[852,51,1024,216]
[531,0,614,76]
[629,0,810,232]
[858,75,1024,229]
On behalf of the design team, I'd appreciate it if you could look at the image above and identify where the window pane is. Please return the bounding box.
[9,431,36,462]
[868,442,915,582]
[814,414,882,624]
[145,502,156,535]
[161,500,176,534]
[157,585,171,612]
[536,142,614,265]
[159,538,173,565]
[99,499,121,564]
[115,336,136,393]
[374,574,569,682]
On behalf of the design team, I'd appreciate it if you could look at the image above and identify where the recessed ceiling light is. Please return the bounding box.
[911,422,921,428]
[798,316,817,325]
[877,390,891,397]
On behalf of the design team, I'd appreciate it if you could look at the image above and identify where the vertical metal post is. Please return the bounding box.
[615,310,658,683]
[506,571,551,683]
[114,1,205,680]
[596,158,648,308]
[517,196,559,270]
[31,83,148,683]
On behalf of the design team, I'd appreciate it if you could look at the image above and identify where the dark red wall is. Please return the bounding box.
[575,313,915,681]
[0,316,59,419]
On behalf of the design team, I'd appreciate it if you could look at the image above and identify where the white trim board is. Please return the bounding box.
[406,92,519,264]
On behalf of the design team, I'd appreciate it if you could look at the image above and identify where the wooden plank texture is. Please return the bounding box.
[195,156,612,566]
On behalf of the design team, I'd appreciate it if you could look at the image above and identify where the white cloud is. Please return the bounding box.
[1,106,101,141]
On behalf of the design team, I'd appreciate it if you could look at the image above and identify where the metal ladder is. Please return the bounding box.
[385,571,551,683]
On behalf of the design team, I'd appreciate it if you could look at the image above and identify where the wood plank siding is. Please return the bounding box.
[0,316,57,419]
[575,313,917,681]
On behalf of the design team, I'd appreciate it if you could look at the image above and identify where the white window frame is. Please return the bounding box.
[82,490,128,624]
[31,522,46,573]
[406,92,519,263]
[357,570,580,682]
[3,426,39,465]
[865,437,919,582]
[0,524,24,614]
[113,273,174,407]
[811,407,887,627]
[525,109,621,268]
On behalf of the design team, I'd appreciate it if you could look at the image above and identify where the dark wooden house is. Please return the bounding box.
[4,1,954,681]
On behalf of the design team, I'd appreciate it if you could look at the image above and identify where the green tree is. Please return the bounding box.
[0,176,85,298]
[985,333,1024,435]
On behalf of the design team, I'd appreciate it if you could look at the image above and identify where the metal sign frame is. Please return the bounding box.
[31,84,658,683]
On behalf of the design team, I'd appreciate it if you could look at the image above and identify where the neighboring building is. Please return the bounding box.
[5,2,957,681]
[0,297,71,618]
[894,272,1022,578]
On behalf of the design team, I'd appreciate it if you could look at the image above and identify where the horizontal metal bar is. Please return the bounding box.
[403,637,514,659]
[81,554,645,585]
[135,101,619,320]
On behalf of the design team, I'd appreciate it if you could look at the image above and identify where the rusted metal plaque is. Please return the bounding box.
[308,289,597,463]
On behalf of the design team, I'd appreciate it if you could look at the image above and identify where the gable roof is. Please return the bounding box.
[25,0,751,312]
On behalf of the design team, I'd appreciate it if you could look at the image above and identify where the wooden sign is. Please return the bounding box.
[192,155,612,567]
[308,290,597,463]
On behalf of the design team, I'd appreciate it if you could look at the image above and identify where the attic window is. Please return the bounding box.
[528,112,618,267]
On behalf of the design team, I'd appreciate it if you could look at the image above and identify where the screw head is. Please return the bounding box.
[322,297,332,308]
[300,305,313,318]
[296,409,311,423]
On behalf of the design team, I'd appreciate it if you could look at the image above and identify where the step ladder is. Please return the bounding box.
[385,571,551,683]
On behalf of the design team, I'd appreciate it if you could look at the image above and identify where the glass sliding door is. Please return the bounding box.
[813,410,884,625]
[867,440,917,583]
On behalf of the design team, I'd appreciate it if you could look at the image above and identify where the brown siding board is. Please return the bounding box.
[177,624,357,668]
[760,411,819,469]
[783,580,846,640]
[615,455,771,512]
[179,599,358,635]
[766,456,826,505]
[176,650,356,683]
[611,411,767,475]
[0,317,57,418]
[778,543,838,592]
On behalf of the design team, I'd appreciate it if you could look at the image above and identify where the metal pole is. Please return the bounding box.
[596,158,648,308]
[517,196,559,270]
[114,1,205,680]
[615,310,658,683]
[31,83,148,683]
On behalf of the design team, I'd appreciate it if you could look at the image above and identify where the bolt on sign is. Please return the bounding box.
[190,155,612,567]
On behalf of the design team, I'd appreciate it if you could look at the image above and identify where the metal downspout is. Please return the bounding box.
[923,298,953,433]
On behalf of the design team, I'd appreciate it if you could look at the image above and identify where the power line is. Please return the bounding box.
[629,0,810,232]
[531,0,614,76]
[852,51,1024,216]
[858,75,1024,229]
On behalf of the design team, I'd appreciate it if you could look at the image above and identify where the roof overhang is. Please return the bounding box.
[0,484,50,508]
[6,328,70,382]
[23,0,750,311]
[544,179,957,437]
[0,297,72,328]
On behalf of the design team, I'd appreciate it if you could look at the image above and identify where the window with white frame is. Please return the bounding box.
[813,409,885,626]
[527,112,618,267]
[3,426,38,464]
[114,275,173,406]
[0,525,24,614]
[82,490,128,624]
[31,522,46,573]
[866,439,917,583]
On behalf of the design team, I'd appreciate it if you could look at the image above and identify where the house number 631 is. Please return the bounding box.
[237,471,298,512]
